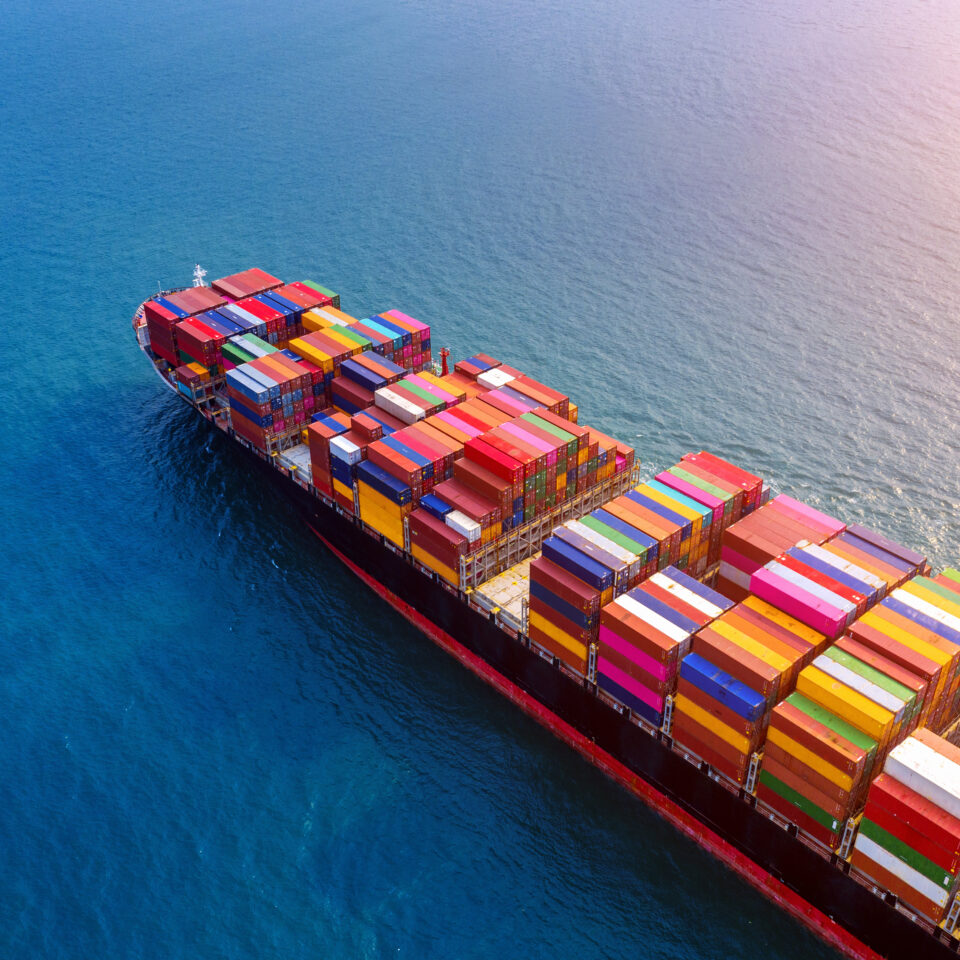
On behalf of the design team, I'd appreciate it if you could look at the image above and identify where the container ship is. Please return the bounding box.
[135,266,960,960]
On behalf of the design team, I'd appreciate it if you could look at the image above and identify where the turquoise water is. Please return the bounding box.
[2,0,959,956]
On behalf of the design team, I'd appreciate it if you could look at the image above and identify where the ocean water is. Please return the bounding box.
[1,0,959,956]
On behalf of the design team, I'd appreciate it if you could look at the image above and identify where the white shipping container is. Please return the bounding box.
[314,308,350,327]
[812,655,906,718]
[766,562,857,618]
[374,388,424,425]
[329,435,363,465]
[885,739,960,821]
[650,572,725,620]
[445,509,481,542]
[853,834,952,908]
[719,560,751,590]
[892,588,960,634]
[802,544,886,593]
[477,368,515,390]
[565,521,639,565]
[616,593,690,645]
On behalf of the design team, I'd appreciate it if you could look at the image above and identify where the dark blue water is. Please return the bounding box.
[2,0,958,956]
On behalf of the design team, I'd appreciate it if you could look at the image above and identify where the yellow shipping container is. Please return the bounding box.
[675,694,751,755]
[332,477,353,500]
[358,501,404,548]
[320,306,359,325]
[302,310,336,332]
[321,327,364,356]
[902,581,960,618]
[859,609,955,712]
[418,370,466,402]
[710,619,792,676]
[796,666,894,744]
[636,483,703,539]
[765,727,855,792]
[288,338,334,374]
[528,610,587,661]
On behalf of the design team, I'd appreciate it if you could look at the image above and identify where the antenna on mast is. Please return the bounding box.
[193,264,207,287]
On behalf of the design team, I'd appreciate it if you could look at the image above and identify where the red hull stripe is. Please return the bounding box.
[313,525,882,960]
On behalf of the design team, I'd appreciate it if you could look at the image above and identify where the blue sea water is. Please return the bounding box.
[2,0,959,956]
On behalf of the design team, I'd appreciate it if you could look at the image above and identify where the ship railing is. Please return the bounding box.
[458,466,639,591]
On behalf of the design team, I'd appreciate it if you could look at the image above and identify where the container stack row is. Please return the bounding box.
[144,286,228,368]
[749,525,927,641]
[853,731,960,924]
[598,570,734,726]
[717,495,846,603]
[295,350,637,588]
[675,598,825,784]
[224,351,313,450]
[759,690,879,847]
[653,454,768,578]
[752,567,960,847]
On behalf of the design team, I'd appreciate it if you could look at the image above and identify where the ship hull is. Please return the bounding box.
[237,448,954,960]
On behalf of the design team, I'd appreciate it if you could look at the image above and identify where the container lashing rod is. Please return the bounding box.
[943,893,960,936]
[587,643,598,684]
[745,751,762,795]
[661,695,674,737]
[836,817,858,861]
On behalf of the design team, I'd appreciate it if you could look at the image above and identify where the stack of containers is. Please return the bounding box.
[211,268,283,299]
[175,316,226,375]
[380,310,431,371]
[221,332,276,369]
[683,452,764,517]
[271,282,332,314]
[450,455,515,532]
[719,495,846,603]
[599,489,683,573]
[233,296,288,346]
[632,479,714,577]
[258,288,306,343]
[407,506,470,585]
[852,730,960,923]
[891,576,960,726]
[217,302,269,341]
[758,691,878,847]
[656,461,740,571]
[289,329,359,402]
[356,459,414,548]
[598,569,734,727]
[225,354,309,451]
[759,657,904,841]
[295,280,340,310]
[333,354,405,415]
[174,362,211,400]
[674,601,814,784]
[431,478,500,544]
[454,354,503,380]
[530,537,615,674]
[528,553,603,675]
[329,434,364,509]
[144,286,227,367]
[306,415,350,494]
